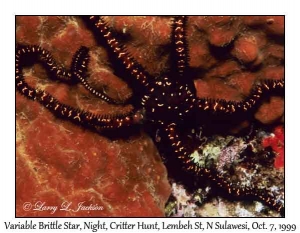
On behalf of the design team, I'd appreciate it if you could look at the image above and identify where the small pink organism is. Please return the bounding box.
[262,126,284,169]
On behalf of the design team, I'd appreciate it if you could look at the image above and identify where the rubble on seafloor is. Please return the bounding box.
[165,126,284,217]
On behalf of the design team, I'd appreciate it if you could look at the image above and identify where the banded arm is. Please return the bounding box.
[72,46,126,105]
[16,45,143,130]
[164,123,284,214]
[89,16,153,90]
[193,79,284,114]
[16,45,119,105]
[171,16,190,77]
[16,45,74,83]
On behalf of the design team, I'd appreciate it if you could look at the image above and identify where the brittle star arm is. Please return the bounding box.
[88,16,153,91]
[16,45,143,130]
[163,122,284,214]
[171,16,189,77]
[193,79,284,114]
[71,46,126,105]
[16,44,120,105]
[15,45,73,83]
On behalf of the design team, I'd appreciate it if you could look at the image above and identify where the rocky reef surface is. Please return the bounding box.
[16,16,284,217]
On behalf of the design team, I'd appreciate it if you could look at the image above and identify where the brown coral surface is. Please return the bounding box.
[16,16,284,217]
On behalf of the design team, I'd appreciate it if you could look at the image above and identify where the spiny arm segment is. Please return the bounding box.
[194,79,284,114]
[89,16,152,90]
[72,46,126,105]
[172,16,190,77]
[164,123,284,214]
[16,44,143,130]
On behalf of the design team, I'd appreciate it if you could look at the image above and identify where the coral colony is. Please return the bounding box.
[16,16,284,217]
